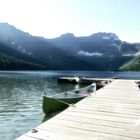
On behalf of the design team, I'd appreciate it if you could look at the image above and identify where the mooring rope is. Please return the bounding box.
[43,93,75,107]
[43,83,97,107]
[53,97,75,107]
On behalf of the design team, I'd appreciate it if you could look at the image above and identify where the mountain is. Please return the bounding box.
[0,22,139,71]
[120,54,140,71]
[48,32,139,70]
[0,23,90,70]
[49,32,138,56]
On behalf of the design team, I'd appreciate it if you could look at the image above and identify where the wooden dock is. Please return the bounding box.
[16,79,140,140]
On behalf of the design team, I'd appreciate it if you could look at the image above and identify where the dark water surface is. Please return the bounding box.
[0,71,140,140]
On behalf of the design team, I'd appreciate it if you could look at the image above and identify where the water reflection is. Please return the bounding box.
[0,73,77,140]
[0,70,140,140]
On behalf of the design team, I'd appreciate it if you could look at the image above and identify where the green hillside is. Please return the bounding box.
[0,52,46,70]
[120,55,140,71]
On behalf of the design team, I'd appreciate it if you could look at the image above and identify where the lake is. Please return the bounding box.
[0,71,140,140]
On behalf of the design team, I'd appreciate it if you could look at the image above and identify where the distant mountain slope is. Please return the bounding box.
[48,32,138,70]
[120,55,140,71]
[0,52,46,70]
[0,42,47,70]
[48,32,138,56]
[0,42,41,64]
[0,23,90,70]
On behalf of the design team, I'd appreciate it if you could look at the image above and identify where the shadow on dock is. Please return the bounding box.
[42,109,65,123]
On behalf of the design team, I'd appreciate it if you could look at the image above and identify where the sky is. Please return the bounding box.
[0,0,140,43]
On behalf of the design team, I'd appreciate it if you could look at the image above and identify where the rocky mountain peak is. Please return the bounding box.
[90,32,120,41]
[59,33,75,39]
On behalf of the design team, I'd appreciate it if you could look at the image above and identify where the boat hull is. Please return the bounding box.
[57,77,78,84]
[42,96,85,115]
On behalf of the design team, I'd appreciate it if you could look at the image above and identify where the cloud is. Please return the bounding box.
[122,54,135,56]
[78,51,103,56]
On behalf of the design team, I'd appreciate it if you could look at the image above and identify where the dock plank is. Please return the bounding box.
[16,79,140,140]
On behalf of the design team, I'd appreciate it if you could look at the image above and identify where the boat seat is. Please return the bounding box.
[75,90,80,94]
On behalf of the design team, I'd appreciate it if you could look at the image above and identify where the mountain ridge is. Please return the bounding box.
[0,22,140,71]
[0,23,91,70]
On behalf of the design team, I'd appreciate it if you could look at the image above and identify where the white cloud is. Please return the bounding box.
[122,54,134,56]
[78,51,103,57]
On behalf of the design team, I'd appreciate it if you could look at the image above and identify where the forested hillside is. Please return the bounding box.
[120,55,140,71]
[0,52,46,70]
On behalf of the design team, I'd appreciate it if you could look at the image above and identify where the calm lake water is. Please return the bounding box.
[0,71,140,140]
